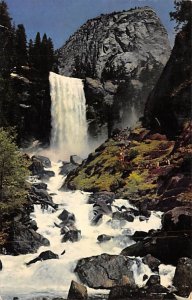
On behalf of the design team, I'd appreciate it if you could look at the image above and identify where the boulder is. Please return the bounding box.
[75,253,135,289]
[59,162,78,176]
[26,250,59,266]
[70,155,83,166]
[31,155,51,168]
[67,280,88,300]
[88,191,115,205]
[58,209,75,224]
[29,157,44,176]
[0,259,2,271]
[61,229,81,243]
[32,182,47,190]
[162,206,192,232]
[142,254,161,272]
[97,234,113,243]
[7,221,50,255]
[121,231,192,265]
[173,257,192,297]
[131,231,149,242]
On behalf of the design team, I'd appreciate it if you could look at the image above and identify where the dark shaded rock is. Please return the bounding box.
[91,213,103,225]
[142,254,161,272]
[29,157,44,176]
[88,191,115,205]
[131,231,148,242]
[6,221,50,255]
[26,250,59,266]
[146,275,160,287]
[29,220,38,231]
[58,209,75,224]
[173,257,192,297]
[61,229,81,243]
[70,155,83,166]
[112,211,134,222]
[32,182,47,190]
[143,274,148,281]
[32,155,51,168]
[108,281,169,300]
[59,162,78,176]
[29,187,57,210]
[162,206,192,232]
[61,250,66,255]
[75,253,135,289]
[0,259,2,270]
[139,216,148,222]
[67,280,88,300]
[121,231,192,265]
[43,170,55,179]
[97,234,113,243]
[144,22,191,137]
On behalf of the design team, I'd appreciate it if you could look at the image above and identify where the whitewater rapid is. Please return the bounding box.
[0,162,175,299]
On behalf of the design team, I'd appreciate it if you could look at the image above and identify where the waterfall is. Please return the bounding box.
[49,72,87,158]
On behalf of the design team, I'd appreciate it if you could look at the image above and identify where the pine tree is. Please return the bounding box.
[33,32,41,70]
[15,24,27,69]
[170,0,192,31]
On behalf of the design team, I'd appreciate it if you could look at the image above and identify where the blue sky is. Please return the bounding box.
[6,0,176,49]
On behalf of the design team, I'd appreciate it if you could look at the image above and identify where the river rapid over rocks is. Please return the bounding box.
[0,160,176,300]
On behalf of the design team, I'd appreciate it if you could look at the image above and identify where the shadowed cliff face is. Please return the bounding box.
[58,7,171,136]
[144,22,192,138]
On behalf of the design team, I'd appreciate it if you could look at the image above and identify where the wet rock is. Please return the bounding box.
[143,274,148,281]
[75,253,135,289]
[59,162,78,176]
[29,157,44,176]
[88,191,115,205]
[91,213,103,225]
[121,231,192,265]
[61,229,81,243]
[93,199,112,216]
[32,155,51,168]
[131,231,148,242]
[162,206,192,232]
[139,216,148,222]
[173,257,192,297]
[29,187,57,210]
[7,221,50,255]
[112,211,134,222]
[142,254,161,272]
[108,281,169,300]
[58,209,75,224]
[70,155,83,166]
[97,234,113,243]
[146,275,161,287]
[26,250,59,266]
[43,170,55,179]
[29,220,38,231]
[67,280,88,299]
[32,182,47,190]
[0,259,2,270]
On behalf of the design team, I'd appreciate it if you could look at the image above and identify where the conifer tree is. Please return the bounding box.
[15,24,27,68]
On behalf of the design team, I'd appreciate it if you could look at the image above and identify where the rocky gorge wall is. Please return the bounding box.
[58,7,171,136]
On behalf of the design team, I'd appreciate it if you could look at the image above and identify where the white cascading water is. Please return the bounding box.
[49,72,88,158]
[0,162,176,300]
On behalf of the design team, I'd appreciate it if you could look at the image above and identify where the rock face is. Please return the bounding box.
[75,253,135,289]
[144,22,191,137]
[173,257,192,297]
[58,7,170,135]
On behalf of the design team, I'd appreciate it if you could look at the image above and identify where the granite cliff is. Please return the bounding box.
[58,7,171,136]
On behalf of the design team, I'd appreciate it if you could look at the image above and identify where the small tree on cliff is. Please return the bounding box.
[170,0,192,30]
[0,128,29,211]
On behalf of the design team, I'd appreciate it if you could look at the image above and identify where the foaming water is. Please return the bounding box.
[0,162,174,299]
[49,72,88,159]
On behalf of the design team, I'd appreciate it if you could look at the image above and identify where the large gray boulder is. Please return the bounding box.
[173,257,192,297]
[75,253,135,289]
[58,7,170,135]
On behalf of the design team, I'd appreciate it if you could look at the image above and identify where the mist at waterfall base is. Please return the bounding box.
[0,162,175,300]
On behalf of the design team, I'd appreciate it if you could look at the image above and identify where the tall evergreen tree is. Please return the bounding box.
[33,32,41,70]
[15,24,27,68]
